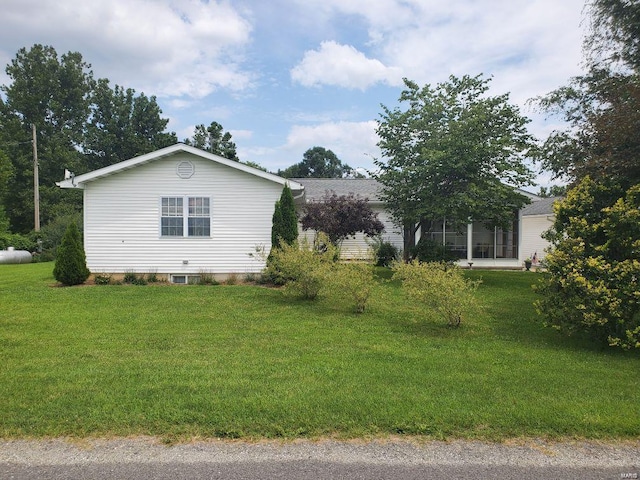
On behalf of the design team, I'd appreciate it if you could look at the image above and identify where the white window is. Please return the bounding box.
[161,197,211,237]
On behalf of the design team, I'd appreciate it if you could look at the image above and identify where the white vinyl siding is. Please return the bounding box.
[82,153,283,275]
[521,215,554,262]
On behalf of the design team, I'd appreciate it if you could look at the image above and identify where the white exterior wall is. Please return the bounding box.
[521,215,554,263]
[297,204,404,260]
[83,153,281,275]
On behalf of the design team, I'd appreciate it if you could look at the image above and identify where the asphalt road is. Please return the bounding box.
[1,437,638,480]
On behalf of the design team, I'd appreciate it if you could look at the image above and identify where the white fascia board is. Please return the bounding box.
[56,143,303,192]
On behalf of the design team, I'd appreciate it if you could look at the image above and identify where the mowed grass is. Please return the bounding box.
[1,262,638,441]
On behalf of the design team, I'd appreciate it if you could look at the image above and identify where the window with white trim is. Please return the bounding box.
[161,196,211,237]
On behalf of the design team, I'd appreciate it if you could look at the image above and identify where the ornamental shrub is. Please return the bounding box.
[371,238,400,267]
[535,178,640,349]
[393,261,481,327]
[265,233,336,300]
[410,237,458,264]
[270,185,298,250]
[279,184,298,246]
[327,262,375,313]
[53,222,90,286]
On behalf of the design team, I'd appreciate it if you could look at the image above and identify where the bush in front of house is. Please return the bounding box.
[393,260,481,327]
[265,233,336,300]
[535,178,640,350]
[327,262,376,313]
[371,237,400,267]
[53,222,90,286]
[410,237,458,264]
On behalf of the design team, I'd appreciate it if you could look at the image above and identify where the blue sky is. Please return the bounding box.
[0,0,587,189]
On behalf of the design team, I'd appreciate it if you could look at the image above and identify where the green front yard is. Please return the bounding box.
[0,262,638,441]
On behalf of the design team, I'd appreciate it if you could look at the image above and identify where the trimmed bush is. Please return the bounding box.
[53,222,90,286]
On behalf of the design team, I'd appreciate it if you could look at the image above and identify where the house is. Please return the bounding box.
[58,144,558,279]
[294,177,557,269]
[57,143,303,283]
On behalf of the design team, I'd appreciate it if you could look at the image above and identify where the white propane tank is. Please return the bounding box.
[0,246,32,264]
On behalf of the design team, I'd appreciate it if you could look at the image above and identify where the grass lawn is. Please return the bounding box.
[1,262,638,441]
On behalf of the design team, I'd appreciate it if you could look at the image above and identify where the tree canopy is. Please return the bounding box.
[375,75,535,254]
[184,121,239,161]
[0,44,177,234]
[300,192,384,245]
[278,146,359,178]
[534,0,640,350]
[84,79,177,171]
[534,0,640,190]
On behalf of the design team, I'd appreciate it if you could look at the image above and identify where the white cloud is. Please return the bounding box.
[229,129,253,140]
[283,120,380,168]
[0,0,254,99]
[291,0,585,102]
[291,41,403,90]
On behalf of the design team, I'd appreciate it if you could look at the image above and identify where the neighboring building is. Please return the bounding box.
[57,143,303,282]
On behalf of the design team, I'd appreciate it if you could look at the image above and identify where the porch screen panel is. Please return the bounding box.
[472,223,495,259]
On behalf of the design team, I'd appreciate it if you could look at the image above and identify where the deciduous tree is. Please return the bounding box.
[278,146,359,178]
[300,192,384,245]
[375,75,535,257]
[84,80,177,170]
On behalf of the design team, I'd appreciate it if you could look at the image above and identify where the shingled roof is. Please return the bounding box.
[521,196,562,216]
[293,178,383,203]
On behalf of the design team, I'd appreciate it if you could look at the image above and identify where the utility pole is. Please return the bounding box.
[32,123,40,232]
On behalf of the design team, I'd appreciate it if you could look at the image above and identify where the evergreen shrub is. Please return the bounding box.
[52,222,90,286]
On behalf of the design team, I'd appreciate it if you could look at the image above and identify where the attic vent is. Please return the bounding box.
[176,161,195,179]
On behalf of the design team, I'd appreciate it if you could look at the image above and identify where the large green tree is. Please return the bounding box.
[184,121,239,161]
[535,0,640,190]
[84,80,177,171]
[278,146,358,178]
[534,0,640,349]
[0,44,177,234]
[375,75,535,256]
[0,44,93,232]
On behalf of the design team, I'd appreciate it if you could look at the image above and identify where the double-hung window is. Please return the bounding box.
[161,196,210,237]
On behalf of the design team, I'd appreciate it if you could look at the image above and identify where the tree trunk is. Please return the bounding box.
[403,222,417,261]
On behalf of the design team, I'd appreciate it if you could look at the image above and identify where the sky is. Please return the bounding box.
[0,0,588,190]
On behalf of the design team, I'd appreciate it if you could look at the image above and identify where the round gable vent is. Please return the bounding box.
[176,160,195,179]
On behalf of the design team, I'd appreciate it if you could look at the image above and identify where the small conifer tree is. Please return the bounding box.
[53,222,90,286]
[271,200,283,249]
[279,184,298,246]
[270,185,298,250]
